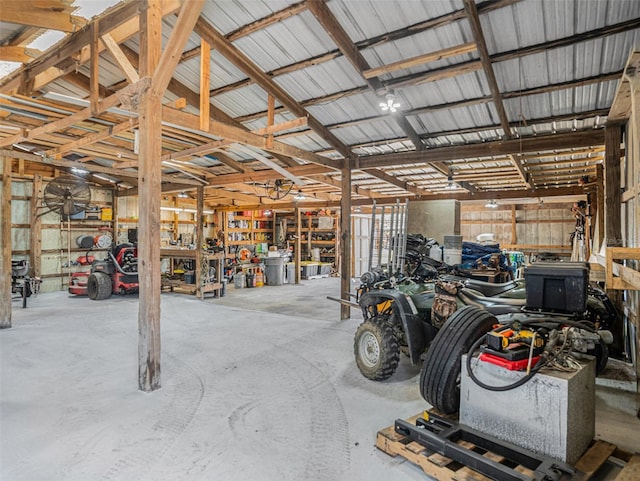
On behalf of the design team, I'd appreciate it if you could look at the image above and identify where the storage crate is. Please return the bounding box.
[300,262,319,279]
[524,262,589,313]
[319,263,331,276]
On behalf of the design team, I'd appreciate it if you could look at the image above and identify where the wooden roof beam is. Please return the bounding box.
[0,148,202,185]
[0,77,151,148]
[0,46,42,63]
[0,3,86,32]
[209,164,332,185]
[356,130,605,169]
[209,0,519,98]
[195,16,352,160]
[363,42,477,79]
[226,1,308,41]
[463,0,511,138]
[309,0,425,152]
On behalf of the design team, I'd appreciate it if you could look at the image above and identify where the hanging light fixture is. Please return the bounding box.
[485,199,498,208]
[294,190,305,201]
[177,191,188,198]
[445,174,457,190]
[379,90,400,113]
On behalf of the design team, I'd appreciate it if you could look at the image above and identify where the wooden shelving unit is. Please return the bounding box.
[284,214,339,265]
[224,210,275,254]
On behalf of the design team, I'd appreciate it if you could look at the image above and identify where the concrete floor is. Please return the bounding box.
[1,277,639,481]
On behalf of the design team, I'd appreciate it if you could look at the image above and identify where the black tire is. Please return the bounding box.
[419,306,496,414]
[87,272,112,300]
[354,316,400,381]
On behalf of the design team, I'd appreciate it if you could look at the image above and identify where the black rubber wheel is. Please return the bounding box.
[87,272,112,300]
[419,306,496,414]
[354,316,400,381]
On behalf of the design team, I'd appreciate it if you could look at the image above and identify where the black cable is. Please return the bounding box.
[465,335,545,391]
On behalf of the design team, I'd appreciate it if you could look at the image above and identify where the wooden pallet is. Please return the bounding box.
[376,414,639,481]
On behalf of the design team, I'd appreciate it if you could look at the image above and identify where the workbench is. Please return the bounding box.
[160,248,224,299]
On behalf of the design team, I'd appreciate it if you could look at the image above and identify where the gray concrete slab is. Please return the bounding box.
[2,278,639,481]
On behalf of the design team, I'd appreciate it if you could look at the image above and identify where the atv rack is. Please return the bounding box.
[376,412,638,481]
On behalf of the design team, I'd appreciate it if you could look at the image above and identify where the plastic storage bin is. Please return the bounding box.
[524,262,589,313]
[264,257,286,286]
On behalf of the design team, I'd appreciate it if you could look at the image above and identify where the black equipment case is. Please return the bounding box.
[524,261,589,313]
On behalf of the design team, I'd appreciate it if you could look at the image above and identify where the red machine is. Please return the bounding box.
[86,243,139,300]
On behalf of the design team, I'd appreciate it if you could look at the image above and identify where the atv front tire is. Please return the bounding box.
[419,306,496,414]
[87,272,112,300]
[354,316,400,381]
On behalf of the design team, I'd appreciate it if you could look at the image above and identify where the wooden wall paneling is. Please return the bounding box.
[0,156,12,328]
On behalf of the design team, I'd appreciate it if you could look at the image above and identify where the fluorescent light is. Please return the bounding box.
[485,200,498,208]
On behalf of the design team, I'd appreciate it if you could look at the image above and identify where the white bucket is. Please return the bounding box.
[429,244,442,262]
[311,248,321,262]
[443,248,462,266]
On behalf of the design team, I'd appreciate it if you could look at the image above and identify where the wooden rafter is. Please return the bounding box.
[463,0,510,138]
[0,46,42,63]
[0,2,86,32]
[195,17,352,160]
[363,42,477,79]
[356,130,605,169]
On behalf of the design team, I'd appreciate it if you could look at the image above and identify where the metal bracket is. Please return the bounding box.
[394,413,575,481]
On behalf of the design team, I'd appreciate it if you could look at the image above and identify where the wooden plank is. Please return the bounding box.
[0,46,41,63]
[0,155,12,328]
[463,0,511,137]
[356,130,605,169]
[30,174,42,278]
[615,455,640,481]
[0,4,84,32]
[195,17,353,160]
[199,40,210,132]
[604,123,623,247]
[226,1,307,41]
[363,42,476,79]
[0,77,151,148]
[100,33,140,83]
[151,0,205,97]
[137,0,163,393]
[572,440,617,481]
[90,22,100,115]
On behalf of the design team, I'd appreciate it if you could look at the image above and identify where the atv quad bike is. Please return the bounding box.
[354,262,617,381]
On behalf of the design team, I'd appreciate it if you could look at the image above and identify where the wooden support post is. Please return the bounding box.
[137,0,163,393]
[340,162,352,320]
[595,164,605,252]
[604,123,623,248]
[90,22,100,114]
[196,186,204,298]
[510,204,517,245]
[199,40,210,132]
[1,155,12,328]
[604,122,624,355]
[30,174,42,277]
[112,187,119,243]
[295,207,301,284]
